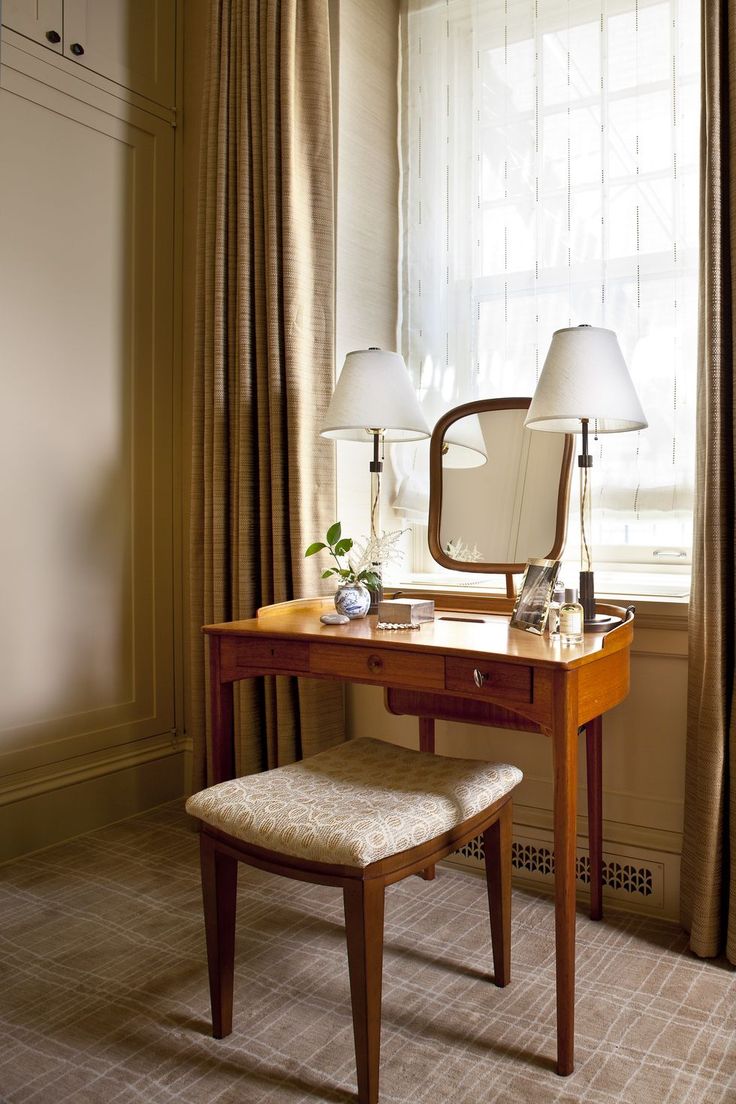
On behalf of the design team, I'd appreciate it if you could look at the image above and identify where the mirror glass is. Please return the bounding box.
[428,398,574,574]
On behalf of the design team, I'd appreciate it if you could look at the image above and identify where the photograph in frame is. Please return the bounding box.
[509,558,561,635]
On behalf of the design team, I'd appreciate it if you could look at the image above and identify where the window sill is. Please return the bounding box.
[389,569,690,633]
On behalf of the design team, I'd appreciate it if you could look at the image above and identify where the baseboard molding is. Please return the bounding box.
[0,741,192,864]
[0,731,192,807]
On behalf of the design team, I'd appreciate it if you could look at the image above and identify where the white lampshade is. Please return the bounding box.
[525,325,648,434]
[421,390,487,468]
[320,349,430,442]
[442,414,488,468]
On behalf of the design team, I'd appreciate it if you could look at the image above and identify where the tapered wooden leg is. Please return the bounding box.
[586,716,603,921]
[200,833,238,1038]
[208,637,235,783]
[343,879,385,1104]
[551,672,578,1076]
[417,718,437,880]
[483,799,512,987]
[418,716,435,753]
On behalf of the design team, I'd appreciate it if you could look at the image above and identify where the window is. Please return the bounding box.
[399,0,699,577]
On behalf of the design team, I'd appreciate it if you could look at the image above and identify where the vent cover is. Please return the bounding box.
[452,832,663,909]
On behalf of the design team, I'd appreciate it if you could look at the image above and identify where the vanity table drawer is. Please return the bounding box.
[445,657,532,704]
[310,644,445,689]
[227,638,310,673]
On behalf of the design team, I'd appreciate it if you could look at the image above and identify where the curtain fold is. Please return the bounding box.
[189,0,345,790]
[680,0,736,962]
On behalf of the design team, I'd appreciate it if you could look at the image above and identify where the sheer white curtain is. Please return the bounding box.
[400,0,699,565]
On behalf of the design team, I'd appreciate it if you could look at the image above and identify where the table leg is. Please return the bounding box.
[418,716,435,753]
[586,716,603,921]
[209,636,235,784]
[418,717,436,880]
[551,674,578,1077]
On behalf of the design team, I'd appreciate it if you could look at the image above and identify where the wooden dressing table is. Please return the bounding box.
[204,593,633,1077]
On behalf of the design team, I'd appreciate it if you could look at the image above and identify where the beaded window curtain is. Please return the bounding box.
[400,0,699,564]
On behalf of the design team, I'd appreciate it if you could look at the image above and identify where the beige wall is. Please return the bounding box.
[0,12,186,861]
[0,0,207,859]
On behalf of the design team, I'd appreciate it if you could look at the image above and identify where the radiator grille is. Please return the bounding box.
[452,833,661,905]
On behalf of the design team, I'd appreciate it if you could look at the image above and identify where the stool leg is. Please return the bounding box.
[343,879,385,1104]
[200,833,238,1038]
[483,800,512,988]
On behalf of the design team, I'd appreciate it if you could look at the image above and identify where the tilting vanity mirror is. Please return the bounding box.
[427,397,574,591]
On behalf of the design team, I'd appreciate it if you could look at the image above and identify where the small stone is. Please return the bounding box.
[320,612,350,625]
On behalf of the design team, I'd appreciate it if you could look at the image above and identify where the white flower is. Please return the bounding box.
[445,537,484,563]
[349,529,407,574]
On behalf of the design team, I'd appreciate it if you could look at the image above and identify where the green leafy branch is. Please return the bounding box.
[305,522,381,591]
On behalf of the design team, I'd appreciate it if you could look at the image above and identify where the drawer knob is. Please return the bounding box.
[473,668,488,688]
[367,654,384,673]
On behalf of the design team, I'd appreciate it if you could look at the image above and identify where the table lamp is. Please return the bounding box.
[524,325,647,625]
[320,348,430,600]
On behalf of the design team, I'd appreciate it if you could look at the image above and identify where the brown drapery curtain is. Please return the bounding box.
[680,0,736,962]
[188,0,345,790]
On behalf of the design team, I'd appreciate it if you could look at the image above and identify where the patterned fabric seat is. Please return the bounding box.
[187,736,523,1104]
[185,737,522,867]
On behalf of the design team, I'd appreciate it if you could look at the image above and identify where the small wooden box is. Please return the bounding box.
[377,598,435,625]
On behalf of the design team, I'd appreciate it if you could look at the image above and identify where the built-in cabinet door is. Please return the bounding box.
[0,43,175,775]
[2,0,63,52]
[1,0,175,106]
[63,0,175,105]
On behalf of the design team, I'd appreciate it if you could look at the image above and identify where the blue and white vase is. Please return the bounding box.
[334,581,371,619]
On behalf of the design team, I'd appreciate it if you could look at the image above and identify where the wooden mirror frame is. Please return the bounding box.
[427,396,575,595]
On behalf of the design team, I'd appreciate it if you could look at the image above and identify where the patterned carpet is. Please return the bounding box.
[1,802,735,1104]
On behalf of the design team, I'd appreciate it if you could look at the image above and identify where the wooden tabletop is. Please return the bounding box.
[204,595,633,671]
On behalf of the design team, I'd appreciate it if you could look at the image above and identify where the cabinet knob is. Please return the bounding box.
[70,42,85,57]
[367,654,384,674]
[473,668,488,688]
[45,30,61,44]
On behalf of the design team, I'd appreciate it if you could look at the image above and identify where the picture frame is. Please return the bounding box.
[509,558,561,635]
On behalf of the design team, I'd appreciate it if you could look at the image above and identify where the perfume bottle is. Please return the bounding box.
[559,587,584,645]
[548,583,565,638]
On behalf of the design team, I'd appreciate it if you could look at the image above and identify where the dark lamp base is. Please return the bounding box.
[584,613,619,633]
[579,570,595,621]
[368,569,383,614]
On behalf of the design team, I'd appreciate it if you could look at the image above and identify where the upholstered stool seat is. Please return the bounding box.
[186,736,522,865]
[187,737,522,1104]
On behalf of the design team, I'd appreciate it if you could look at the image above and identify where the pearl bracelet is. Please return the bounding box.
[376,621,421,631]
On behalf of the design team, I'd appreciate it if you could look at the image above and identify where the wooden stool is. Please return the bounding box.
[186,737,522,1104]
